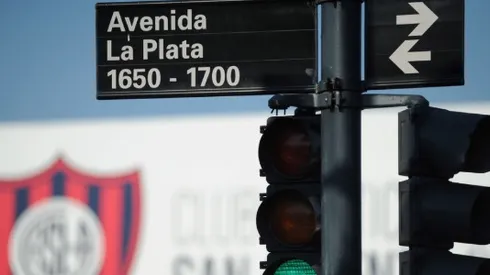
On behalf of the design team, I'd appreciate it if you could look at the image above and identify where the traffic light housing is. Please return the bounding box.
[399,178,490,248]
[256,113,321,275]
[399,106,490,179]
[398,106,490,275]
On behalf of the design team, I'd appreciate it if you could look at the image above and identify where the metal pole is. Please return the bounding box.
[317,0,362,275]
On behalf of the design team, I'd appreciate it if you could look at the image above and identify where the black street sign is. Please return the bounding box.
[364,0,464,90]
[96,0,316,100]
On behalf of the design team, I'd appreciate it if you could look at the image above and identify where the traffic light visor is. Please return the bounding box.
[259,118,318,179]
[471,189,490,243]
[257,190,319,246]
[398,107,490,178]
[465,117,490,173]
[477,260,490,275]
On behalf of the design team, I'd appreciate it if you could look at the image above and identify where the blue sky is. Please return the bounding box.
[0,0,489,122]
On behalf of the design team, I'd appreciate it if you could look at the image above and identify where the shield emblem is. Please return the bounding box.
[0,157,141,275]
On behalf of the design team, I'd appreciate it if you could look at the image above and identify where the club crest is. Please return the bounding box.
[0,158,141,275]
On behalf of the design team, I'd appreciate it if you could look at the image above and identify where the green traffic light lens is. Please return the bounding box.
[274,259,317,275]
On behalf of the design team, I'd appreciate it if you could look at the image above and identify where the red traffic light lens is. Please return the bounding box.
[259,118,318,179]
[274,126,312,178]
[269,191,318,246]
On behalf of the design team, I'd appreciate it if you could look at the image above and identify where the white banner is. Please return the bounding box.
[0,103,489,275]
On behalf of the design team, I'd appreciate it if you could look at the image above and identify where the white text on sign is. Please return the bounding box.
[103,9,244,90]
[107,66,241,90]
[106,9,206,62]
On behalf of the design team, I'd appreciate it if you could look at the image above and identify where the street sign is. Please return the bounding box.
[96,0,316,100]
[364,0,464,90]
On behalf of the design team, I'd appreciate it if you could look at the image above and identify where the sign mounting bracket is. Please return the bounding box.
[268,93,429,111]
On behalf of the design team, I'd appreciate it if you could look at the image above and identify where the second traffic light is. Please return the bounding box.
[398,106,490,275]
[256,113,321,275]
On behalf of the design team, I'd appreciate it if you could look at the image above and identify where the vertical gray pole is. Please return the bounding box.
[318,1,362,275]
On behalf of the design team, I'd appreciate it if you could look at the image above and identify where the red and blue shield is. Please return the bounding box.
[0,157,141,275]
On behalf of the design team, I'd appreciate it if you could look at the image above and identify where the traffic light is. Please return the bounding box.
[256,111,321,275]
[398,106,490,275]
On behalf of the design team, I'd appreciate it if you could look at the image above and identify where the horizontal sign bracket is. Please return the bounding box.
[362,94,429,110]
[268,93,428,111]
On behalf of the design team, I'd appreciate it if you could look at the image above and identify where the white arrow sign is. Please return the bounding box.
[389,39,431,74]
[396,2,438,37]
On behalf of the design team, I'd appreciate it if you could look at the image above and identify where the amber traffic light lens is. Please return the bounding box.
[270,192,317,245]
[271,124,312,178]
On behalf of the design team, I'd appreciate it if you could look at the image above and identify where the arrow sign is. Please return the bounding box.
[389,39,431,74]
[365,0,464,90]
[396,2,438,37]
